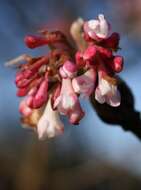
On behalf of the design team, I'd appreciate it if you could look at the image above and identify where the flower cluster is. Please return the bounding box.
[8,14,124,140]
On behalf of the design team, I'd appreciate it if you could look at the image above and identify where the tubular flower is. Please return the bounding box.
[54,77,85,124]
[72,69,97,98]
[95,71,121,107]
[37,97,64,139]
[7,13,124,139]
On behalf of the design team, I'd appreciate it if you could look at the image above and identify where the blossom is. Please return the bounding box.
[83,14,110,41]
[37,98,64,139]
[8,13,124,139]
[54,78,84,124]
[95,71,121,107]
[72,69,96,98]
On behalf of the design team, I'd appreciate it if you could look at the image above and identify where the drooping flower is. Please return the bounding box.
[7,13,124,139]
[83,14,110,41]
[54,77,84,124]
[95,71,121,107]
[72,68,97,98]
[37,97,64,139]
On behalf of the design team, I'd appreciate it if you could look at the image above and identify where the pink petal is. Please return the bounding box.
[32,79,48,108]
[72,69,96,98]
[60,60,77,78]
[37,98,64,139]
[68,101,85,125]
[83,14,110,41]
[83,46,97,61]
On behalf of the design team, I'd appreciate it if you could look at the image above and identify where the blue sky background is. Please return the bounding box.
[0,0,141,181]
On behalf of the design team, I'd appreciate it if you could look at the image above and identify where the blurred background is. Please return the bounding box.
[0,0,141,189]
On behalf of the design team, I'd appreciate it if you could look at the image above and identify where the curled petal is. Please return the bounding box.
[83,14,110,41]
[98,14,109,38]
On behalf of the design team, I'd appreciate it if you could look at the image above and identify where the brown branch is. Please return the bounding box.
[90,78,141,139]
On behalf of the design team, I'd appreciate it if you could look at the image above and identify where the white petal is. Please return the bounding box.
[37,99,64,140]
[37,117,49,140]
[106,89,121,107]
[87,20,99,31]
[95,87,105,104]
[97,14,109,38]
[99,79,112,95]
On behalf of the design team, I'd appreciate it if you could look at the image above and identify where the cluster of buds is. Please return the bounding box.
[7,14,124,140]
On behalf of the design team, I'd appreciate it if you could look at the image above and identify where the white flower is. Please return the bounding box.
[95,74,121,107]
[37,98,64,139]
[83,14,110,40]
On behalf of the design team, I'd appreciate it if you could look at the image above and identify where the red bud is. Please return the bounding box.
[24,35,49,49]
[113,56,124,73]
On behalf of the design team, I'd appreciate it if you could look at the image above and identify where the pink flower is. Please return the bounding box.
[59,60,77,78]
[83,14,110,41]
[95,72,121,107]
[72,69,96,98]
[54,78,84,124]
[37,98,64,139]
